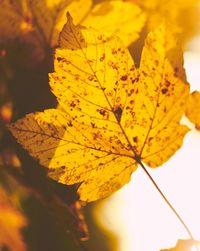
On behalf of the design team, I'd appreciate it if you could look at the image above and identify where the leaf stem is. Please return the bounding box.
[138,160,195,241]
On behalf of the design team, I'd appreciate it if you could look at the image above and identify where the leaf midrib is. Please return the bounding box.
[68,21,155,163]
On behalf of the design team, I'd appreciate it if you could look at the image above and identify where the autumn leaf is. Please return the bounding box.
[131,0,200,44]
[80,0,146,47]
[8,15,190,202]
[0,0,145,62]
[0,187,27,251]
[185,91,200,130]
[160,239,200,251]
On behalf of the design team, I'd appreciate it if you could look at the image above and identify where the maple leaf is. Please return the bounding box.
[0,0,145,62]
[8,15,190,202]
[185,91,200,130]
[160,239,200,251]
[0,187,27,251]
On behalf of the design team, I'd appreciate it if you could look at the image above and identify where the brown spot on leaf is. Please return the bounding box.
[67,121,73,127]
[112,48,117,55]
[97,109,109,119]
[148,137,153,143]
[121,75,128,81]
[57,57,62,62]
[100,53,105,61]
[114,107,123,122]
[70,101,77,107]
[174,67,179,77]
[133,136,138,143]
[142,71,147,77]
[165,79,171,87]
[88,75,94,81]
[161,88,168,94]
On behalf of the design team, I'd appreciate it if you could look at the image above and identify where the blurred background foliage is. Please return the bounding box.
[0,0,200,251]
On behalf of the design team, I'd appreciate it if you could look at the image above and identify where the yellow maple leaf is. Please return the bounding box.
[0,188,27,251]
[185,91,200,130]
[8,15,190,202]
[0,0,145,62]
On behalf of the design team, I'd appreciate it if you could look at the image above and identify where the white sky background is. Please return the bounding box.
[93,35,200,251]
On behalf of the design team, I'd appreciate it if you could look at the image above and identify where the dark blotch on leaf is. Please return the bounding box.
[133,136,138,143]
[114,106,123,122]
[120,75,128,81]
[161,88,168,94]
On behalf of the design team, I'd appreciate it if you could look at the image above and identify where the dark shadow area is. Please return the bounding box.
[0,10,111,251]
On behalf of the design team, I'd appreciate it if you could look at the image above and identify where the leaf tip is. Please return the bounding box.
[66,11,73,23]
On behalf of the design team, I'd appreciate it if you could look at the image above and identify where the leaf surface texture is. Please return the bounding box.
[9,16,190,201]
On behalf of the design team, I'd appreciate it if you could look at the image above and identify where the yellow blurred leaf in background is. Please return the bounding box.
[160,239,200,251]
[81,0,145,47]
[8,15,189,202]
[132,0,200,44]
[185,91,200,130]
[0,188,27,251]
